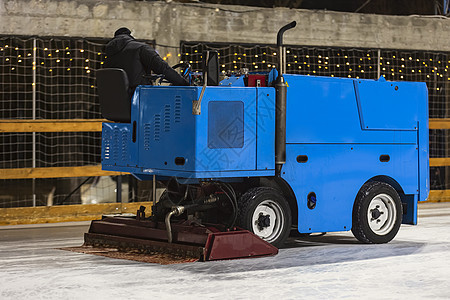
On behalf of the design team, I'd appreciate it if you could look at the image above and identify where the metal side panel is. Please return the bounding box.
[256,87,276,171]
[284,75,419,144]
[194,87,258,172]
[101,122,134,168]
[417,85,430,202]
[133,86,260,176]
[354,80,425,130]
[282,143,419,233]
[137,86,198,172]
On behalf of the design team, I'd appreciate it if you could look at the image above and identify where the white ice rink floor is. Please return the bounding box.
[1,203,449,299]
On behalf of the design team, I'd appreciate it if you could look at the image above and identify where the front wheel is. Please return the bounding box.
[352,181,403,244]
[237,187,291,248]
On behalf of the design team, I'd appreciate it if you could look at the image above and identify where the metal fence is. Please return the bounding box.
[0,36,158,207]
[0,36,448,208]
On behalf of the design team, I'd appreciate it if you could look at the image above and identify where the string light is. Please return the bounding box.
[2,39,446,120]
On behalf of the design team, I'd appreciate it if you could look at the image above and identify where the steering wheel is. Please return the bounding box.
[171,62,191,80]
[145,62,192,85]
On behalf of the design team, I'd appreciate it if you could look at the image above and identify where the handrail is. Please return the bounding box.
[0,165,122,179]
[0,119,106,132]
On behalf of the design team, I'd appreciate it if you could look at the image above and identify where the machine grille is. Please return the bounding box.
[154,114,161,141]
[164,104,171,132]
[103,132,110,161]
[112,128,120,162]
[144,123,151,151]
[121,130,128,161]
[174,96,182,123]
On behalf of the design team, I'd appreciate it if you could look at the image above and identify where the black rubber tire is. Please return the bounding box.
[237,187,292,248]
[351,181,403,244]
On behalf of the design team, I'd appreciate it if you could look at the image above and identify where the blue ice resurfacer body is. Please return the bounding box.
[91,23,428,259]
[101,73,429,237]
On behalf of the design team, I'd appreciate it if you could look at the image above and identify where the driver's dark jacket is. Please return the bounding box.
[104,34,188,90]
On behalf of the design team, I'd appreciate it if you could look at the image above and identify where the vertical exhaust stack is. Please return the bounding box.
[275,21,297,176]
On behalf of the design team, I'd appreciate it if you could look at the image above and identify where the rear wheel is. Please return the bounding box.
[352,181,403,244]
[237,187,291,247]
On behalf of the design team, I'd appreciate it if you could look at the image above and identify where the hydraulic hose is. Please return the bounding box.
[165,206,185,243]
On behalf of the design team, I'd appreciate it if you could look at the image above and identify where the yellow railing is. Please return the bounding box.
[0,119,104,133]
[0,118,448,216]
[0,201,152,225]
[0,119,129,225]
[0,119,121,179]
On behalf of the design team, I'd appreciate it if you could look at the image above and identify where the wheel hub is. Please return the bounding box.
[367,193,397,235]
[257,213,271,230]
[251,199,284,243]
[371,207,382,220]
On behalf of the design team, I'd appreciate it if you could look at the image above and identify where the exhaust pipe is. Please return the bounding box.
[275,21,296,176]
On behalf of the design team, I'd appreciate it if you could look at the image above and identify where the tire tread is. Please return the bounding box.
[237,187,291,247]
[351,181,402,244]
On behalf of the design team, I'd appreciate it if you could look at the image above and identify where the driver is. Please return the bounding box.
[104,27,189,93]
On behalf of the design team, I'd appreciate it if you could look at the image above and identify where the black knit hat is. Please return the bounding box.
[114,27,132,37]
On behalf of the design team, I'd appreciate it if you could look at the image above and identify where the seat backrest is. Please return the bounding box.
[96,68,131,123]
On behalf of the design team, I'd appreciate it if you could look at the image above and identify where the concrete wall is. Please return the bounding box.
[1,0,450,65]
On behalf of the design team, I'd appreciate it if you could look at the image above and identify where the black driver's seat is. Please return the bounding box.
[96,68,131,123]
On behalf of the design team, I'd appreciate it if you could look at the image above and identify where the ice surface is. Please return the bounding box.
[0,204,449,299]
